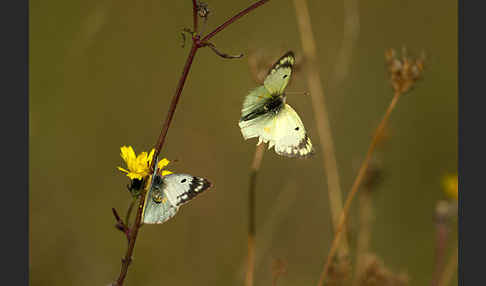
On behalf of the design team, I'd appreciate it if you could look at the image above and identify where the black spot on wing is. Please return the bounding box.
[176,177,212,206]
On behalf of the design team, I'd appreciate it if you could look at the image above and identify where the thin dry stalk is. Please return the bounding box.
[246,143,265,286]
[317,90,403,286]
[438,246,458,286]
[235,181,298,283]
[293,0,349,258]
[353,160,383,285]
[317,47,424,286]
[353,189,374,285]
[329,0,360,92]
[431,201,451,286]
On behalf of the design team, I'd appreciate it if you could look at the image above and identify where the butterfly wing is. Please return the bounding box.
[240,86,274,122]
[263,51,295,94]
[272,104,314,158]
[142,173,211,224]
[163,174,212,207]
[239,109,277,144]
[142,174,179,224]
[239,103,313,158]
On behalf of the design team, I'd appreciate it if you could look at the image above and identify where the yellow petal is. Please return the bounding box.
[117,167,129,174]
[147,149,155,165]
[136,151,148,166]
[120,146,136,163]
[127,172,143,180]
[157,158,170,169]
[161,170,173,176]
[123,146,139,171]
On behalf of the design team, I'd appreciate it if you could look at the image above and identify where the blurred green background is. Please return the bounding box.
[30,0,457,285]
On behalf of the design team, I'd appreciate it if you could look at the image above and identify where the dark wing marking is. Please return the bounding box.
[175,176,212,206]
[267,51,295,76]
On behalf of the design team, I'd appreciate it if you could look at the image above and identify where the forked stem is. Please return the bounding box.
[113,1,270,285]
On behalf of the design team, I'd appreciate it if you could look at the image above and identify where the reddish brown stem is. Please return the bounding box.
[150,43,199,168]
[116,43,199,284]
[113,1,270,285]
[431,223,448,286]
[431,201,451,286]
[201,0,269,42]
[112,208,130,240]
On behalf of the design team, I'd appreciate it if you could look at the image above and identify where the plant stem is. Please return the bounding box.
[124,198,137,227]
[293,0,349,257]
[202,0,269,43]
[353,190,373,285]
[431,201,451,286]
[246,143,265,286]
[317,90,403,286]
[438,246,458,286]
[151,43,199,167]
[113,1,271,285]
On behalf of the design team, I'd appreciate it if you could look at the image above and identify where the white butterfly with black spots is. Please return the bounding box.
[142,173,212,224]
[238,51,314,158]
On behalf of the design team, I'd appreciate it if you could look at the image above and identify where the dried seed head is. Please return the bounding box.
[385,48,425,94]
[197,1,211,19]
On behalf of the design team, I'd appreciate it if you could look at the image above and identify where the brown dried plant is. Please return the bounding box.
[357,255,409,286]
[385,48,425,94]
[316,48,425,286]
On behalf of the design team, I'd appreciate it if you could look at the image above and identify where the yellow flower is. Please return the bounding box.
[442,174,458,200]
[117,146,172,180]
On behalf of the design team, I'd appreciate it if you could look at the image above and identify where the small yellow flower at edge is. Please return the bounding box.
[442,174,458,201]
[117,146,172,180]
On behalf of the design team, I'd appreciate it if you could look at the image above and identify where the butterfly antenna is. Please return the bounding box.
[285,91,310,96]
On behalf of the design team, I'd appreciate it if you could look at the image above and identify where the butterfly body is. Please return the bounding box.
[142,173,211,224]
[238,51,314,158]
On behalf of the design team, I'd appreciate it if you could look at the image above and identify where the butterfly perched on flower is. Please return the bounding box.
[142,159,212,224]
[238,51,314,158]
